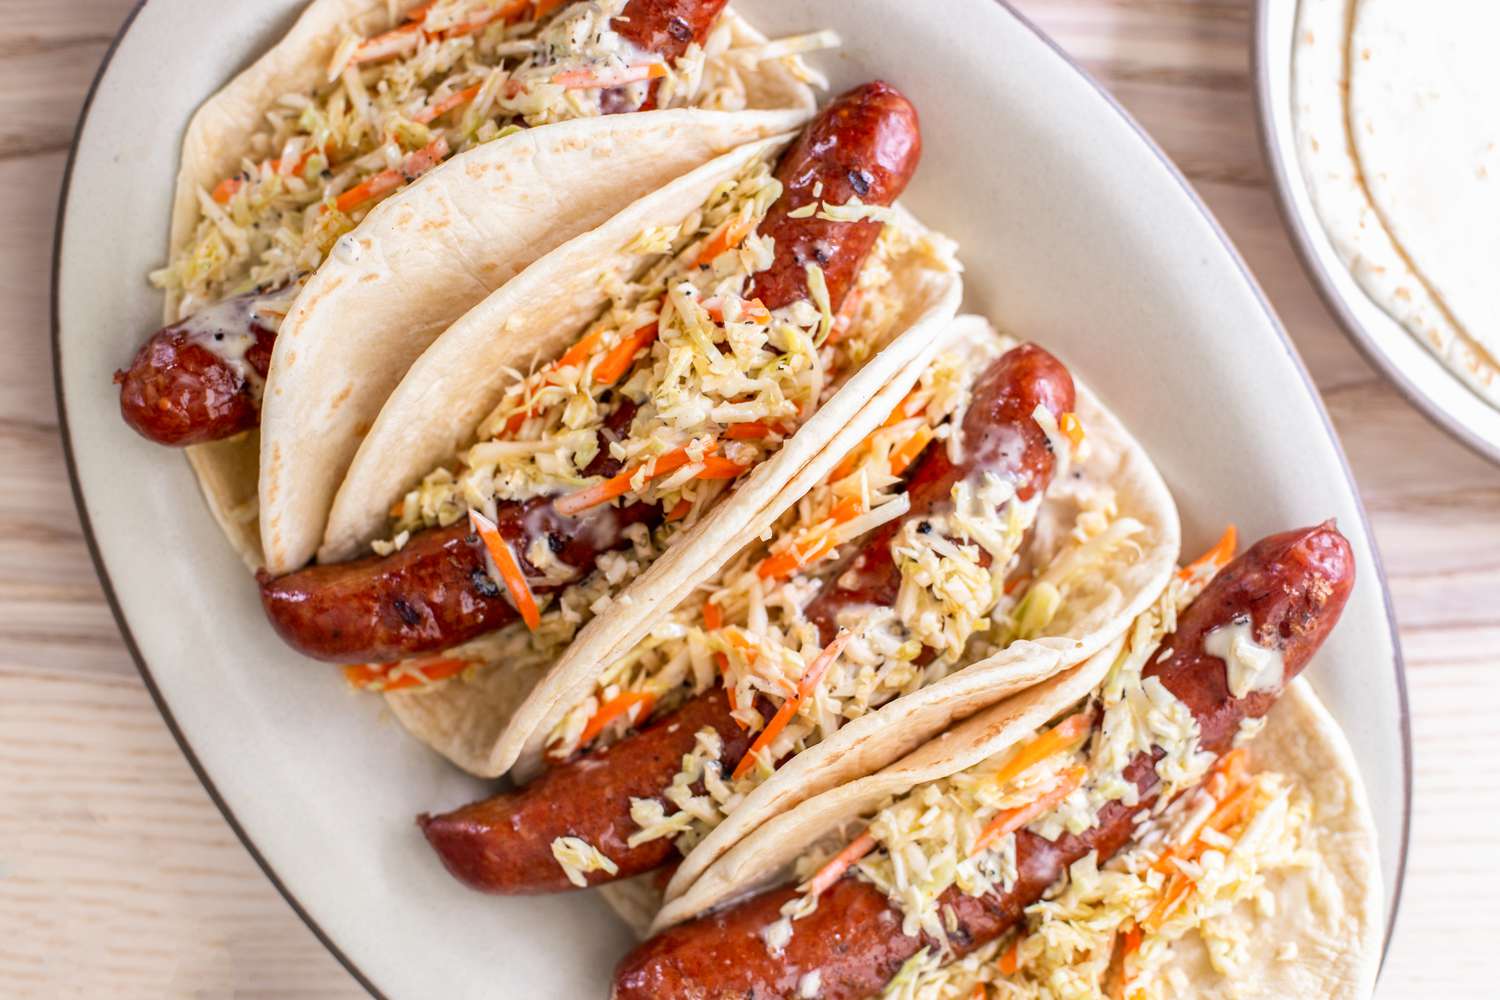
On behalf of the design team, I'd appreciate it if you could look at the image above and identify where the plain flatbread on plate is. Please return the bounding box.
[1291,0,1500,410]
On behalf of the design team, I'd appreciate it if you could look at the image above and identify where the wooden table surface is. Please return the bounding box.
[3,0,1495,996]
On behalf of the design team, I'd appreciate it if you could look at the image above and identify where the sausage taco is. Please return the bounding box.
[609,522,1381,1000]
[406,314,1181,914]
[256,85,962,680]
[113,0,829,569]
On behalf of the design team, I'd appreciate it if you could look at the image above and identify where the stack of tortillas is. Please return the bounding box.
[1293,0,1500,407]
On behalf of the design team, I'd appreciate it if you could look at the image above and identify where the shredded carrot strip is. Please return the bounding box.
[1179,524,1237,581]
[594,322,660,386]
[212,148,317,203]
[1059,411,1085,450]
[703,296,772,325]
[532,0,568,18]
[578,691,655,748]
[353,22,423,64]
[1211,745,1252,787]
[334,136,449,214]
[801,830,876,897]
[1152,749,1253,876]
[554,442,714,516]
[502,321,655,432]
[753,495,864,582]
[725,420,793,441]
[755,535,834,583]
[413,82,482,123]
[695,455,751,480]
[706,613,752,725]
[999,936,1022,975]
[889,424,935,476]
[501,326,608,433]
[1143,872,1194,933]
[828,287,864,344]
[1111,925,1142,1000]
[970,987,986,1000]
[553,61,667,89]
[732,632,850,780]
[343,656,469,692]
[694,213,758,267]
[354,1,525,65]
[665,498,692,522]
[972,765,1087,855]
[469,510,541,630]
[989,710,1096,790]
[446,0,527,37]
[829,387,926,481]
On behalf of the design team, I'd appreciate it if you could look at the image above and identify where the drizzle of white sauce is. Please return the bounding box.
[178,280,303,398]
[1204,616,1286,699]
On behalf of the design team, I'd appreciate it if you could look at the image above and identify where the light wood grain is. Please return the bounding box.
[2,0,1495,996]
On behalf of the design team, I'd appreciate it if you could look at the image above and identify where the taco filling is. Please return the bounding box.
[153,0,834,313]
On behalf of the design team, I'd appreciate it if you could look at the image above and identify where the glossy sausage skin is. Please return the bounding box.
[805,342,1075,644]
[606,0,730,111]
[259,398,645,661]
[114,288,276,446]
[258,494,657,663]
[747,81,921,312]
[420,687,752,893]
[612,523,1355,999]
[614,0,731,62]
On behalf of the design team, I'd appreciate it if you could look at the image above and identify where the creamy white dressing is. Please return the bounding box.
[1204,616,1286,699]
[177,280,302,397]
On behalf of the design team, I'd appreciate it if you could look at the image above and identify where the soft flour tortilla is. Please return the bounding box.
[1346,0,1500,379]
[319,133,793,562]
[383,208,966,774]
[157,0,814,571]
[1292,0,1500,409]
[654,669,1382,1000]
[258,109,812,575]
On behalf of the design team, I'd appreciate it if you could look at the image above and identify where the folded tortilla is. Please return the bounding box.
[370,151,967,771]
[388,315,1180,909]
[652,646,1381,999]
[155,0,816,570]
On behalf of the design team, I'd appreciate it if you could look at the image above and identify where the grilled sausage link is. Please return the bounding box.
[612,523,1356,999]
[806,342,1075,645]
[420,687,752,893]
[258,494,657,662]
[748,81,921,311]
[418,345,1070,894]
[259,393,648,661]
[115,288,279,446]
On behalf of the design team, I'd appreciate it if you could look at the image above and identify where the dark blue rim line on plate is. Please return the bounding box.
[52,0,1409,995]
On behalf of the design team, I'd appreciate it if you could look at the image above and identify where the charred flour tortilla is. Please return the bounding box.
[1293,0,1500,410]
[152,0,817,569]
